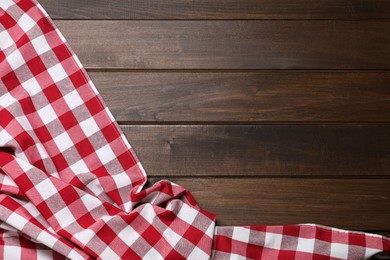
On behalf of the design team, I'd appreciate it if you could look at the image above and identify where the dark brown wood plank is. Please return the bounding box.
[91,71,390,122]
[56,21,390,69]
[40,0,390,20]
[148,178,390,230]
[123,125,390,177]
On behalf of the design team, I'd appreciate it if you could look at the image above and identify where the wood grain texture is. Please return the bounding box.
[40,0,390,20]
[122,125,390,177]
[148,178,390,230]
[56,21,390,69]
[91,71,390,122]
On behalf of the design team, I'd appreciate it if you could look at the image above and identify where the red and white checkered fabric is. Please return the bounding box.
[0,0,389,259]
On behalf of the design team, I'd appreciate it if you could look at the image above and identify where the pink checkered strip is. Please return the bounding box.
[213,226,389,259]
[0,0,389,259]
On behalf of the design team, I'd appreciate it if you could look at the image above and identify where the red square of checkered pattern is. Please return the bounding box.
[26,55,46,76]
[1,71,20,91]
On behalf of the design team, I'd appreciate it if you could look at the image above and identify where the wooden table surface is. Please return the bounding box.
[39,0,390,236]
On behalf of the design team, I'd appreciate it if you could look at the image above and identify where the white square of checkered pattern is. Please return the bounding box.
[95,144,117,165]
[296,237,316,253]
[31,35,51,55]
[17,13,35,32]
[0,0,14,12]
[100,247,121,259]
[0,30,14,50]
[232,227,250,243]
[7,212,28,230]
[62,89,84,110]
[6,49,25,70]
[35,179,57,200]
[264,231,283,250]
[21,76,41,96]
[69,159,89,175]
[36,104,58,125]
[330,242,349,259]
[117,225,139,247]
[188,246,210,259]
[4,246,22,259]
[0,92,18,108]
[37,231,59,248]
[15,114,34,131]
[53,131,73,153]
[0,127,14,145]
[47,63,68,83]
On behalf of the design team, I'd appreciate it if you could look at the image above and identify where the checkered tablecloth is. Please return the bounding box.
[0,0,389,259]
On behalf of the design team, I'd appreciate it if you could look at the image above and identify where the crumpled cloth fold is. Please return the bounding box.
[0,0,389,259]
